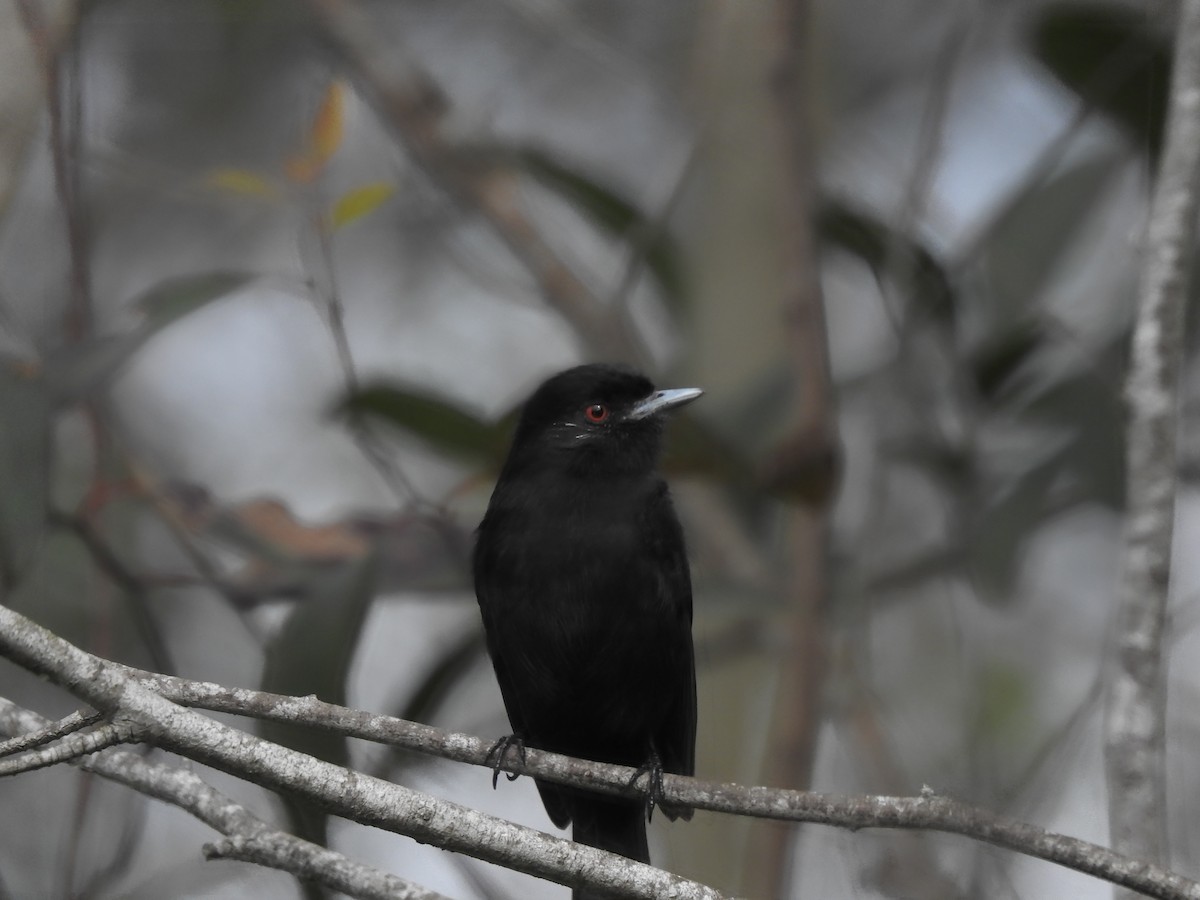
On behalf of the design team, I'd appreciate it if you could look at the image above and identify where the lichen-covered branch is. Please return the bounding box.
[3,624,1199,899]
[0,699,447,900]
[0,600,725,900]
[1104,0,1200,885]
[0,707,100,758]
[0,720,134,776]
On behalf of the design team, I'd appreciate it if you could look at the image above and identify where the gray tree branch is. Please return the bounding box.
[1105,0,1200,890]
[0,600,726,900]
[3,601,1200,899]
[0,707,100,758]
[0,699,447,900]
[0,719,134,776]
[109,669,1200,900]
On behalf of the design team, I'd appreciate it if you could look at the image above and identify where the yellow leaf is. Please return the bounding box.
[331,182,396,229]
[207,168,278,199]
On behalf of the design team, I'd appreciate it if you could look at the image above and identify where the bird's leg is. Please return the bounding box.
[627,747,668,822]
[484,734,527,788]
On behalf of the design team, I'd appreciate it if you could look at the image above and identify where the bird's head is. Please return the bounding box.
[504,364,702,477]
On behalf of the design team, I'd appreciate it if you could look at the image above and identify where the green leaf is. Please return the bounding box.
[975,662,1032,744]
[1022,339,1127,510]
[974,154,1122,329]
[339,383,512,464]
[968,457,1061,603]
[969,317,1048,400]
[0,363,52,588]
[514,147,685,308]
[330,182,396,230]
[45,335,147,402]
[1030,6,1169,158]
[260,554,378,846]
[816,200,956,324]
[133,271,254,329]
[967,337,1126,603]
[46,272,255,401]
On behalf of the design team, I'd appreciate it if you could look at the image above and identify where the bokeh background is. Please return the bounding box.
[2,1,1198,898]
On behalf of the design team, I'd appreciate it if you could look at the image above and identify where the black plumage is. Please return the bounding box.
[473,364,699,894]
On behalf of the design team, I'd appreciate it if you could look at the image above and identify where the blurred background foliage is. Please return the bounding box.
[1,1,1198,898]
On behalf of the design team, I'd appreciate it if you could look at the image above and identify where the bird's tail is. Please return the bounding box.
[570,797,649,900]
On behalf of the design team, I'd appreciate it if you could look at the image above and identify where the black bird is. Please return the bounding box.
[473,364,700,893]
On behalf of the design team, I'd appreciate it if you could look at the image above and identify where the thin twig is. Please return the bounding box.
[122,464,275,624]
[607,144,697,318]
[50,510,176,675]
[307,206,426,508]
[0,708,101,759]
[0,722,136,777]
[14,0,91,339]
[884,8,972,316]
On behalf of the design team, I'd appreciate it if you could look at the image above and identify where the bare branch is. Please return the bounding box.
[0,699,448,900]
[203,833,449,900]
[30,660,1200,900]
[0,600,726,900]
[6,595,1200,897]
[305,197,427,509]
[0,707,100,758]
[0,720,134,776]
[50,510,175,673]
[1105,0,1200,884]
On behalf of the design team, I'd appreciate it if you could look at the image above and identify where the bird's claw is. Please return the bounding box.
[627,749,668,823]
[485,734,526,788]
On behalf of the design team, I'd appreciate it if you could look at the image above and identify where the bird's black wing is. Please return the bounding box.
[646,484,697,784]
[473,510,574,829]
[658,630,697,779]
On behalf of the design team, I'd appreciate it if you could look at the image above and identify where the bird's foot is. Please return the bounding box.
[485,734,526,788]
[627,749,668,823]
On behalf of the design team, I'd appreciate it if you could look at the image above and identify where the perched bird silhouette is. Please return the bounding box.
[474,364,699,897]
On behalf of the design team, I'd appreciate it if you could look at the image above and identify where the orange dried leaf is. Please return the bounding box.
[284,82,346,184]
[331,182,396,229]
[233,498,370,562]
[310,82,345,164]
[284,156,320,185]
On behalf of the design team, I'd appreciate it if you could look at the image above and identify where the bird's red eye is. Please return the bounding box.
[585,403,609,423]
